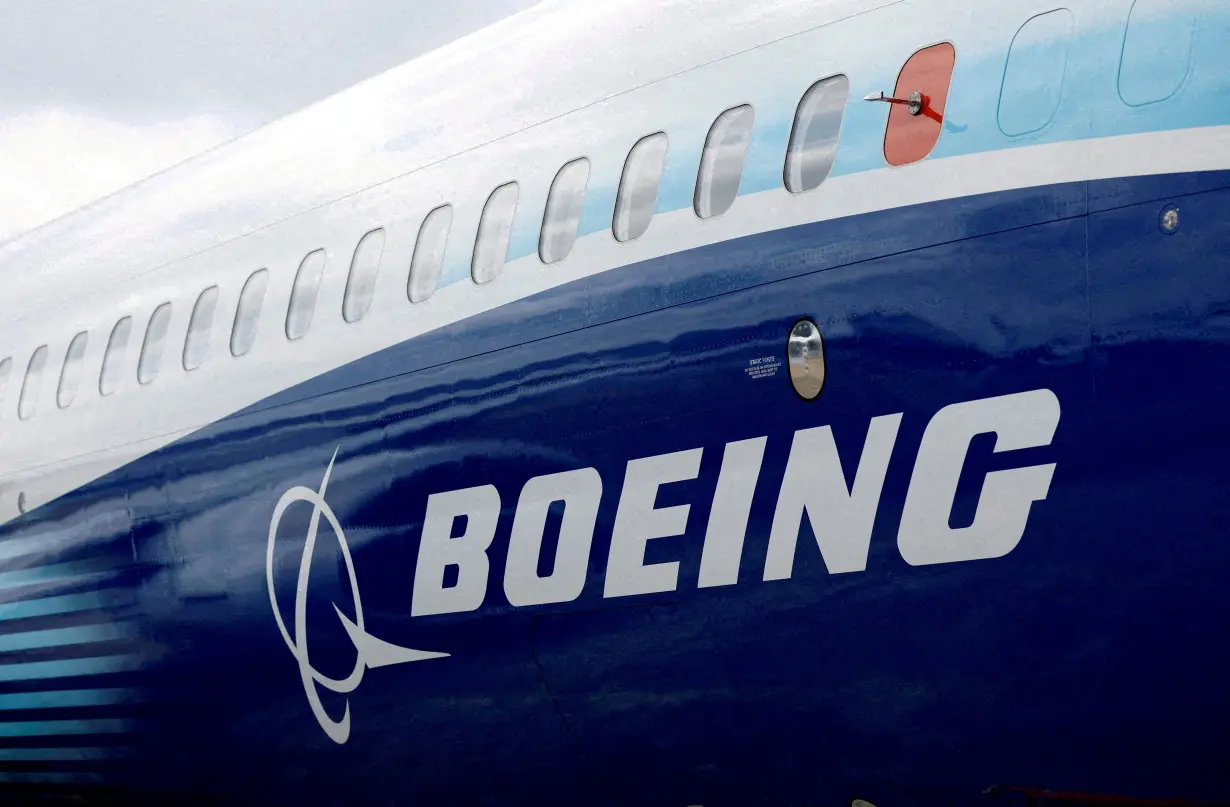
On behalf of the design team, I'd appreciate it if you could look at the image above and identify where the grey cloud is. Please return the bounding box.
[0,0,541,127]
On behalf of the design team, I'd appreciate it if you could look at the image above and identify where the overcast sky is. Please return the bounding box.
[0,0,541,242]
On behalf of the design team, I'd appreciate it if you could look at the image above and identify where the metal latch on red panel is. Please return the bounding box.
[864,90,927,117]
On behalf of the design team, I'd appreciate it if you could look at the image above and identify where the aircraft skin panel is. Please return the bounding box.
[0,171,1226,803]
[2,125,1228,522]
[0,0,1228,803]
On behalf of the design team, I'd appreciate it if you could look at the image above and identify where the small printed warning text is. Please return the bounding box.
[745,356,782,380]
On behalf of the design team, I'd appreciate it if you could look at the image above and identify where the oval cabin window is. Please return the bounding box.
[472,183,519,285]
[784,75,849,194]
[286,250,326,340]
[57,331,89,409]
[343,229,385,323]
[231,269,269,357]
[613,132,668,243]
[695,105,754,219]
[100,317,133,396]
[1118,0,1198,106]
[18,346,49,421]
[183,286,219,371]
[540,159,590,264]
[409,206,453,303]
[0,358,11,416]
[138,302,173,385]
[999,10,1073,137]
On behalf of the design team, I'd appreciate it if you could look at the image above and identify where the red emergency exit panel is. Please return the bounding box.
[884,42,956,166]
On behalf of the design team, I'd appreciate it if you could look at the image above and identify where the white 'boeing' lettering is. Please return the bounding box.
[270,390,1062,741]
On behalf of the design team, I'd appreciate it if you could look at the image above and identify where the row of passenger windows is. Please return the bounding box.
[0,73,851,423]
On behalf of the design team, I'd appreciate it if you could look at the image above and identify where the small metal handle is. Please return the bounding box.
[864,89,925,116]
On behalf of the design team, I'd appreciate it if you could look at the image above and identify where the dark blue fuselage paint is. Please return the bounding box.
[2,171,1229,806]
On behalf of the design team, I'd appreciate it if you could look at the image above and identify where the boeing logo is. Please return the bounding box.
[265,449,448,745]
[269,389,1061,743]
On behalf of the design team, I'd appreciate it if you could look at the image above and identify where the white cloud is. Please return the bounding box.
[0,107,236,241]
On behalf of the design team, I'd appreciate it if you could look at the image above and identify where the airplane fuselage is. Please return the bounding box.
[0,0,1228,804]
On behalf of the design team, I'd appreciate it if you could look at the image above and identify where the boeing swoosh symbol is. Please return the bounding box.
[265,448,447,744]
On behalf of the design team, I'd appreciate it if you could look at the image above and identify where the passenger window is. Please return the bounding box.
[99,317,133,397]
[540,158,590,263]
[408,206,452,303]
[695,106,755,219]
[183,286,219,371]
[884,43,956,167]
[18,346,48,421]
[613,132,668,242]
[784,75,849,193]
[0,358,11,416]
[343,229,386,323]
[57,331,89,409]
[231,269,269,357]
[1119,0,1198,106]
[138,303,173,384]
[472,183,519,285]
[1000,10,1073,136]
[286,250,326,339]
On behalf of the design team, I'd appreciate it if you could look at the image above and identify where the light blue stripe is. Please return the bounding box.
[0,654,142,683]
[0,561,107,592]
[0,688,136,711]
[0,590,126,622]
[0,771,104,784]
[0,536,57,563]
[0,747,132,761]
[0,509,128,564]
[0,718,132,737]
[0,622,133,653]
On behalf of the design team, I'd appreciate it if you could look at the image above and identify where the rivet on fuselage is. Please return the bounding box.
[1160,205,1181,235]
[16,492,27,515]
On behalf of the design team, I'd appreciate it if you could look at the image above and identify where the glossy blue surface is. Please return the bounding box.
[0,170,1228,805]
